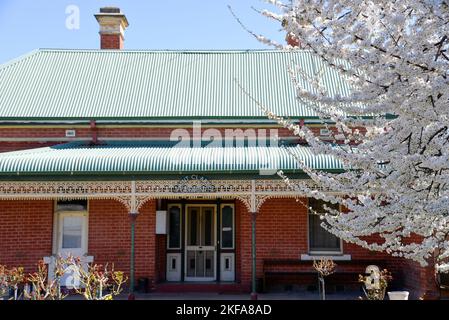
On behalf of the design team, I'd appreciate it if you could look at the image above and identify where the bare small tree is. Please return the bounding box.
[8,267,25,300]
[24,258,68,300]
[68,257,127,300]
[313,258,336,300]
[0,265,8,299]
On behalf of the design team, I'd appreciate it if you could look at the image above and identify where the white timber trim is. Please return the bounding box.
[300,254,352,261]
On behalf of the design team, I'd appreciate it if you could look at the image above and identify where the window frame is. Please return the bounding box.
[53,200,89,255]
[307,198,343,255]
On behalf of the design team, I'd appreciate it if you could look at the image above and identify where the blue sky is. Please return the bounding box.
[0,0,284,64]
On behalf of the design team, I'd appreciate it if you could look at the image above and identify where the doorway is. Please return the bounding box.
[184,205,216,281]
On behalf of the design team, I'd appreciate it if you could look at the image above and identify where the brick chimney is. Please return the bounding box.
[286,32,300,47]
[95,7,129,50]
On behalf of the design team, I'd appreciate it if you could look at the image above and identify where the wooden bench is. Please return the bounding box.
[262,259,377,293]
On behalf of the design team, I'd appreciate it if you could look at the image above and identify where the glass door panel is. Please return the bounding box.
[185,206,216,281]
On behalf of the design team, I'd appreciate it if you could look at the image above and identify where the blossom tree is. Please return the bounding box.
[242,0,449,270]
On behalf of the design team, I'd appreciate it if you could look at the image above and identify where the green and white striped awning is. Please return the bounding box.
[0,141,344,177]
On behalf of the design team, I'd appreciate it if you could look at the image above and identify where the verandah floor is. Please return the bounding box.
[65,291,362,300]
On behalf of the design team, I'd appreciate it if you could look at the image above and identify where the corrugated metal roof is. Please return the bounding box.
[0,141,343,176]
[0,49,351,120]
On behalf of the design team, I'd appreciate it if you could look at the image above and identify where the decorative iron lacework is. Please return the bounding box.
[172,175,216,193]
[135,180,255,194]
[0,179,332,212]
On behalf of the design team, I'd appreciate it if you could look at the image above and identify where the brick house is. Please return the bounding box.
[0,7,438,299]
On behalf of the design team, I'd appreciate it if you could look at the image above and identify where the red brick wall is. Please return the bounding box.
[237,197,436,297]
[100,34,123,50]
[0,126,364,153]
[135,200,156,281]
[0,200,53,272]
[401,259,438,299]
[0,128,91,138]
[0,142,65,153]
[0,197,438,298]
[0,199,157,286]
[235,201,242,283]
[238,198,308,289]
[0,126,362,139]
[88,199,156,283]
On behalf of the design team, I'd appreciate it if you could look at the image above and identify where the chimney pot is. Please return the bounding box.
[95,7,129,50]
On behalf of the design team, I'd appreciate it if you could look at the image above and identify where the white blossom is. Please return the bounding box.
[257,0,449,270]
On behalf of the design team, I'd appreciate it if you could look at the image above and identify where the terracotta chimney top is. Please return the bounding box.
[95,7,129,50]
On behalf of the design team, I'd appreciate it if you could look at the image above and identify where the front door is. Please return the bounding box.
[185,206,216,281]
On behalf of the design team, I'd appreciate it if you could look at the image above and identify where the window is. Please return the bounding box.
[187,208,198,246]
[320,128,331,136]
[55,200,88,254]
[224,257,231,270]
[186,206,215,247]
[308,198,341,253]
[167,204,181,249]
[57,211,88,256]
[220,204,234,249]
[62,216,83,249]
